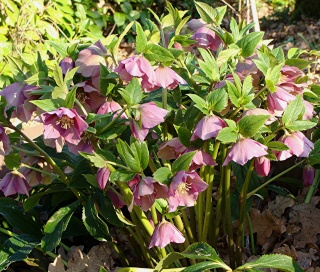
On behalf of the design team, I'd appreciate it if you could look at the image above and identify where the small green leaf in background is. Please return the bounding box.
[119,77,142,106]
[30,98,61,112]
[114,12,127,26]
[65,86,77,109]
[265,62,284,92]
[135,21,147,53]
[144,44,175,63]
[172,151,197,174]
[153,167,172,184]
[216,127,238,144]
[236,32,264,57]
[282,95,304,126]
[207,88,228,113]
[188,94,209,114]
[285,58,312,70]
[116,139,141,173]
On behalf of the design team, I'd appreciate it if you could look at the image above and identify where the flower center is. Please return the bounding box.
[76,90,88,104]
[176,182,190,195]
[56,115,74,129]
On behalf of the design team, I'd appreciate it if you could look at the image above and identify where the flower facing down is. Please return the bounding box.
[254,156,271,177]
[0,125,11,156]
[129,177,168,212]
[191,115,227,141]
[41,108,88,152]
[97,166,110,190]
[223,138,268,166]
[275,131,314,161]
[149,220,185,248]
[168,171,208,212]
[157,138,187,160]
[59,57,75,74]
[191,26,223,51]
[303,165,315,187]
[0,171,30,196]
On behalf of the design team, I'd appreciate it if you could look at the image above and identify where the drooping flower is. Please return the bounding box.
[191,115,227,141]
[59,57,75,74]
[275,131,314,161]
[168,170,208,212]
[130,102,168,141]
[129,177,168,212]
[191,26,223,51]
[0,125,11,156]
[267,87,296,116]
[75,40,108,78]
[157,138,187,160]
[149,220,185,248]
[254,156,271,177]
[0,171,30,196]
[97,166,111,190]
[97,100,127,119]
[303,165,315,187]
[186,148,217,171]
[223,138,268,166]
[303,100,315,120]
[41,107,88,152]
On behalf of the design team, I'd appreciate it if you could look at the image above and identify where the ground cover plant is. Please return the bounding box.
[0,1,320,271]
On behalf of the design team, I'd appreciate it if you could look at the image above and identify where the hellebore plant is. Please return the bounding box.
[0,2,319,271]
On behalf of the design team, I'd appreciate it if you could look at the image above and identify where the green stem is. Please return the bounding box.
[162,88,169,142]
[236,160,255,267]
[97,106,127,136]
[247,159,306,198]
[20,163,61,181]
[305,169,320,203]
[254,85,267,99]
[246,212,255,255]
[181,209,195,244]
[74,98,88,116]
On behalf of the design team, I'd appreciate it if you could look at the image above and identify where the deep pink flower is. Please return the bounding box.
[157,138,187,160]
[223,138,268,166]
[275,131,313,161]
[59,57,75,74]
[254,156,271,177]
[148,66,186,91]
[191,115,227,141]
[97,100,127,119]
[41,108,88,152]
[149,220,185,248]
[0,125,11,156]
[75,40,107,78]
[106,190,126,209]
[97,166,110,190]
[303,165,315,187]
[168,170,208,212]
[130,102,168,141]
[192,26,223,51]
[129,177,168,212]
[0,171,30,196]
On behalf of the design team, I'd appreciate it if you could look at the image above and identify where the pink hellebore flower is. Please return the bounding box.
[254,156,271,177]
[130,102,168,141]
[186,19,206,32]
[157,138,187,160]
[97,167,111,190]
[223,138,268,166]
[0,171,30,196]
[41,107,88,152]
[129,177,168,212]
[303,165,315,187]
[148,66,186,91]
[114,55,156,87]
[168,170,208,212]
[192,26,223,51]
[149,220,185,248]
[267,87,296,116]
[0,125,11,156]
[191,115,227,141]
[275,131,313,161]
[97,100,127,119]
[59,57,75,74]
[75,40,107,78]
[187,149,217,171]
[106,190,126,209]
[303,100,315,120]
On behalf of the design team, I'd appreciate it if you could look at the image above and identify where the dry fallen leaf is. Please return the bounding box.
[48,255,66,272]
[268,195,295,218]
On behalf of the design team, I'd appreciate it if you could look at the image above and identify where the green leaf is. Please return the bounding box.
[109,169,136,183]
[236,32,264,57]
[286,120,317,131]
[267,141,290,151]
[130,140,149,171]
[153,167,172,184]
[226,81,241,107]
[119,78,142,106]
[41,201,80,252]
[65,86,77,109]
[114,12,127,26]
[216,127,238,144]
[253,51,270,75]
[144,44,175,62]
[285,58,312,69]
[4,154,21,170]
[188,94,208,114]
[182,261,227,272]
[172,151,197,174]
[116,139,141,173]
[238,115,270,138]
[198,48,219,81]
[79,151,106,168]
[0,234,38,271]
[236,254,303,272]
[135,21,147,53]
[68,158,93,188]
[207,88,228,113]
[175,125,192,148]
[82,196,111,241]
[282,95,304,126]
[265,63,284,92]
[194,2,225,25]
[30,99,61,112]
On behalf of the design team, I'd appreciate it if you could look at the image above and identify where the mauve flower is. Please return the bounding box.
[157,138,187,160]
[41,107,88,152]
[303,165,315,187]
[114,55,156,86]
[192,26,223,51]
[275,131,313,161]
[280,65,304,81]
[75,81,105,112]
[223,138,268,166]
[168,170,208,212]
[67,131,95,155]
[0,171,30,196]
[303,100,315,120]
[191,115,227,141]
[186,19,206,32]
[75,40,107,78]
[267,87,296,116]
[130,102,168,141]
[149,220,185,248]
[147,66,186,92]
[97,100,127,119]
[254,156,271,177]
[186,148,217,171]
[97,166,110,190]
[106,190,126,209]
[59,57,75,74]
[0,125,11,156]
[129,177,168,212]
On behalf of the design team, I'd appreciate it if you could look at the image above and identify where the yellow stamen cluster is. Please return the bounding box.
[56,115,74,129]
